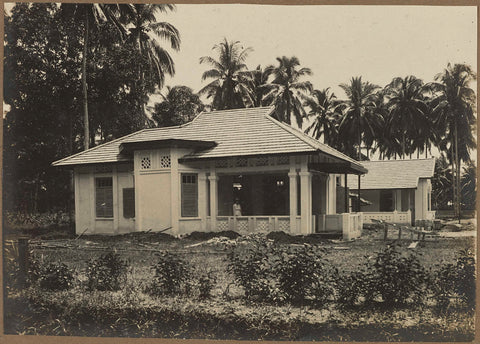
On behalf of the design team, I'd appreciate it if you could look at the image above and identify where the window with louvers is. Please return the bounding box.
[96,177,113,218]
[181,174,198,217]
[123,188,135,219]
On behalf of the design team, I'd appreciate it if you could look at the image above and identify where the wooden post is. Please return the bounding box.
[383,222,388,241]
[398,226,402,240]
[18,238,30,288]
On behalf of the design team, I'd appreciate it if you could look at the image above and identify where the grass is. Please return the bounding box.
[4,227,476,340]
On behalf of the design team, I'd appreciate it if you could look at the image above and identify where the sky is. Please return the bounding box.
[3,3,477,160]
[162,4,477,98]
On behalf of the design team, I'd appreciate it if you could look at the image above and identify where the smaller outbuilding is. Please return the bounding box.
[348,158,436,225]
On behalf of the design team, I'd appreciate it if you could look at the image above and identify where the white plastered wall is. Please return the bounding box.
[74,164,135,235]
[414,178,430,221]
[134,149,172,232]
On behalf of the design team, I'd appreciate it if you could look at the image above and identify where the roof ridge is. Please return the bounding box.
[265,114,361,165]
[364,158,436,163]
[203,106,274,115]
[51,128,148,166]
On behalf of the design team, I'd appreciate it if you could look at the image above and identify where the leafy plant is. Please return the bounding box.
[227,234,280,302]
[372,245,428,305]
[86,251,127,291]
[274,244,334,306]
[335,245,428,308]
[38,263,74,291]
[148,251,191,296]
[432,248,475,311]
[455,249,475,309]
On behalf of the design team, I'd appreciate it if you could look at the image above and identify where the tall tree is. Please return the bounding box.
[121,4,180,119]
[304,88,339,147]
[199,39,253,110]
[263,56,313,127]
[431,154,452,210]
[337,77,382,160]
[248,65,270,107]
[461,161,476,210]
[384,76,430,158]
[4,3,82,212]
[428,63,476,219]
[60,3,127,150]
[152,86,205,127]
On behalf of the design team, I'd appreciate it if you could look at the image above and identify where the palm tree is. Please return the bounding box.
[263,56,313,127]
[384,76,430,159]
[199,39,253,110]
[61,4,129,150]
[428,63,476,220]
[304,88,339,147]
[337,77,382,160]
[121,4,180,119]
[248,65,270,107]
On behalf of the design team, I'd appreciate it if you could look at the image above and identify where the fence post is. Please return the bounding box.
[383,222,388,241]
[18,237,30,288]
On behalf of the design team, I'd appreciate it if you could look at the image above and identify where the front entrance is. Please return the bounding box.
[217,173,289,216]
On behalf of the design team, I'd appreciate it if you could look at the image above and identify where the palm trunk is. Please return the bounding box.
[451,139,456,219]
[286,87,291,125]
[82,11,90,150]
[357,127,361,161]
[455,120,461,223]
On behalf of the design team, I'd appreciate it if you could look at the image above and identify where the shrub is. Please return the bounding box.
[5,211,71,230]
[372,245,428,305]
[227,235,280,302]
[228,235,335,306]
[335,245,428,308]
[432,248,475,311]
[432,263,457,312]
[148,251,191,296]
[275,244,334,306]
[455,249,475,310]
[86,251,127,291]
[38,263,74,291]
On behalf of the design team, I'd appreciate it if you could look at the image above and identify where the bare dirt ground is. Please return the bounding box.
[4,223,476,341]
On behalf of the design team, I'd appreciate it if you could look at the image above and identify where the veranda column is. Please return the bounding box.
[299,171,313,234]
[208,172,218,231]
[198,172,208,230]
[288,171,298,233]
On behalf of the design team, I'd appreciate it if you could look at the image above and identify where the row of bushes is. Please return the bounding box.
[27,251,216,300]
[228,236,475,312]
[4,211,71,230]
[23,240,475,313]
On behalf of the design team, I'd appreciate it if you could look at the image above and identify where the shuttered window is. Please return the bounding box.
[181,174,198,217]
[123,188,135,219]
[95,177,113,218]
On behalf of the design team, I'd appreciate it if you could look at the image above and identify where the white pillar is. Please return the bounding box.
[198,172,208,230]
[288,171,298,233]
[299,171,313,234]
[209,172,218,231]
[112,166,119,234]
[170,149,180,235]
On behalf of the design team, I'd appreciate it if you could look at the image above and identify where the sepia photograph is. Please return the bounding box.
[2,2,477,342]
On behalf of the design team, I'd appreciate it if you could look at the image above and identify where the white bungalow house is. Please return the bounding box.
[53,107,367,239]
[347,159,436,225]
